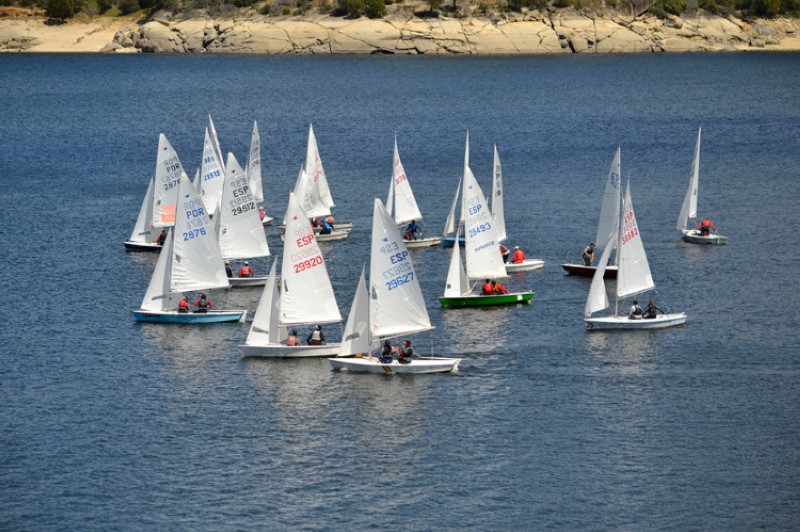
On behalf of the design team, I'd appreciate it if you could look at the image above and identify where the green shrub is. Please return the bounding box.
[648,0,685,15]
[365,0,384,16]
[698,0,718,12]
[46,0,73,19]
[750,0,779,14]
[258,1,271,13]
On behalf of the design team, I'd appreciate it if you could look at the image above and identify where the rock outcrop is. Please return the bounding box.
[2,10,799,54]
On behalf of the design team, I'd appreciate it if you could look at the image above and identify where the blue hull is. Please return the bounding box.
[441,236,465,248]
[133,310,245,324]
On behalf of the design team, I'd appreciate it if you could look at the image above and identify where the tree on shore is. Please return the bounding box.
[45,0,74,20]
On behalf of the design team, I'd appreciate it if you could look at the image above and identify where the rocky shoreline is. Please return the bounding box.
[1,9,798,54]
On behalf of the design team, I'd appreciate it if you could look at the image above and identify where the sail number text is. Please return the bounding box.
[294,255,323,273]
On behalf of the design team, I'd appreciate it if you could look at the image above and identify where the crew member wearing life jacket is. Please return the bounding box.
[482,279,494,296]
[492,281,509,294]
[178,296,190,313]
[500,243,510,263]
[512,246,526,264]
[380,340,395,363]
[238,261,255,278]
[194,294,211,313]
[224,261,233,278]
[697,217,716,236]
[318,218,332,235]
[156,229,167,246]
[286,330,300,346]
[629,300,643,319]
[398,340,413,364]
[307,325,325,345]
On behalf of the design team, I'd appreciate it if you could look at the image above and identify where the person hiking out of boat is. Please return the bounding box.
[224,261,233,278]
[398,340,413,364]
[629,299,643,319]
[194,294,212,313]
[482,279,494,296]
[582,243,596,266]
[238,261,255,278]
[286,329,300,346]
[492,280,509,295]
[500,243,510,263]
[643,299,661,319]
[156,229,167,246]
[178,296,190,313]
[380,340,396,363]
[697,217,716,236]
[404,220,419,241]
[511,246,526,264]
[307,325,325,345]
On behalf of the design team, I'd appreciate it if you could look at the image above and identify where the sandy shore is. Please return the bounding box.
[1,12,798,54]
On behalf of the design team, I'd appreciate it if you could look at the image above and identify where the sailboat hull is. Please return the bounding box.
[561,263,618,279]
[238,343,341,358]
[439,292,533,308]
[228,276,269,288]
[278,222,353,235]
[330,356,460,374]
[441,236,465,248]
[585,312,687,330]
[681,229,728,245]
[404,236,442,248]
[124,241,163,252]
[505,259,545,273]
[133,309,247,324]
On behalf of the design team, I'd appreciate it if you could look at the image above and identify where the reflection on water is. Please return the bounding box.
[584,329,658,377]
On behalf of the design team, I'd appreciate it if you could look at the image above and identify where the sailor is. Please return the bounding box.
[511,246,526,264]
[629,299,643,319]
[398,340,413,364]
[238,261,255,278]
[307,325,325,345]
[582,243,596,266]
[194,294,211,313]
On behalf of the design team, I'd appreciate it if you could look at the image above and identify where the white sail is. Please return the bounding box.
[192,168,202,193]
[595,147,622,254]
[677,127,701,231]
[338,265,375,357]
[583,230,616,318]
[280,193,341,326]
[245,260,281,346]
[293,165,330,219]
[129,177,155,243]
[152,133,185,228]
[370,198,433,338]
[218,152,270,261]
[616,179,655,299]
[141,228,175,312]
[491,144,507,243]
[200,126,225,216]
[305,124,334,209]
[207,114,223,166]
[443,234,469,297]
[443,174,462,236]
[170,172,230,293]
[463,164,508,280]
[386,168,394,216]
[247,120,264,205]
[390,137,423,225]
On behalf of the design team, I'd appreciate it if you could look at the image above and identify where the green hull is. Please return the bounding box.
[439,292,534,308]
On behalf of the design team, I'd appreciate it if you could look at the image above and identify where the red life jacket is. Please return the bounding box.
[482,282,493,295]
[513,250,525,263]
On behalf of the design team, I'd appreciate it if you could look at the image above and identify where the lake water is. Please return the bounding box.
[1,52,799,529]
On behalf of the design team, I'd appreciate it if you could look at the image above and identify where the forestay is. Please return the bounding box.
[152,133,185,228]
[370,198,433,339]
[217,152,270,261]
[280,193,341,326]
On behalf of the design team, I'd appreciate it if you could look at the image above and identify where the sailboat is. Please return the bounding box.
[278,125,352,241]
[491,144,545,273]
[677,127,728,245]
[217,152,271,288]
[133,172,246,324]
[584,177,686,330]
[439,133,534,309]
[246,120,273,227]
[238,192,343,357]
[199,120,226,217]
[330,199,460,374]
[561,147,621,279]
[124,177,161,251]
[386,135,441,248]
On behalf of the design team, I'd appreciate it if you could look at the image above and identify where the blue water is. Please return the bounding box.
[1,53,799,529]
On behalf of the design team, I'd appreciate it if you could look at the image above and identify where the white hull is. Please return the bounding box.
[261,216,273,226]
[278,222,353,235]
[404,236,442,248]
[280,229,349,242]
[585,312,687,330]
[330,355,460,374]
[505,259,544,273]
[681,229,728,245]
[228,276,268,288]
[238,342,341,358]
